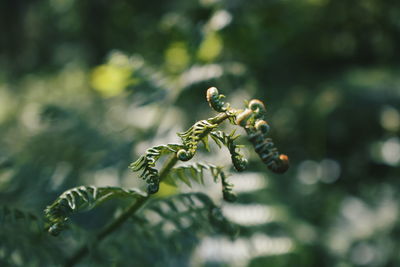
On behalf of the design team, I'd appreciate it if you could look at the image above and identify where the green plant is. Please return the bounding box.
[44,87,289,266]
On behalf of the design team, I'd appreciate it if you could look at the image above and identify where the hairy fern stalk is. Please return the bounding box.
[44,87,289,266]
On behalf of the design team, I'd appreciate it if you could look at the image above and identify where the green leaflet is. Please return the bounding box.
[129,144,183,194]
[176,120,218,161]
[45,186,147,236]
[210,130,248,172]
[163,163,237,202]
[129,144,182,171]
[97,193,238,265]
[163,162,223,187]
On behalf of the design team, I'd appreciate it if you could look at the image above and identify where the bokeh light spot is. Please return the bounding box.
[197,32,223,62]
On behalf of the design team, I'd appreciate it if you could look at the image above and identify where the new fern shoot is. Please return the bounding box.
[129,86,289,194]
[44,87,289,266]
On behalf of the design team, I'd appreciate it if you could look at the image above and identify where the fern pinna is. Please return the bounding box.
[44,87,289,266]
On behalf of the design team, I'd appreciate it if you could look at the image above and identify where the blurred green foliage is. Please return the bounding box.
[1,0,400,266]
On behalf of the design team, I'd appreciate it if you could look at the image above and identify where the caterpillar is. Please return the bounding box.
[177,119,218,161]
[236,99,289,174]
[206,87,229,112]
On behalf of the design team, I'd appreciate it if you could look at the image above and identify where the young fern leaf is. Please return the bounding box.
[45,186,147,236]
[163,162,223,187]
[210,130,248,172]
[205,87,289,174]
[235,101,289,173]
[219,172,237,202]
[129,144,183,194]
[206,87,230,112]
[163,163,237,202]
[42,86,289,267]
[94,193,238,265]
[129,87,288,196]
[176,120,218,161]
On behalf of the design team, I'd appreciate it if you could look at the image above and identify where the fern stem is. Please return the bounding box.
[65,154,179,267]
[65,112,230,266]
[209,111,231,125]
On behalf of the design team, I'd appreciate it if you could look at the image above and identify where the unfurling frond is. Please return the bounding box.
[210,130,248,172]
[129,144,183,194]
[45,186,146,236]
[219,171,237,202]
[43,86,288,266]
[177,120,218,161]
[206,87,230,112]
[235,98,289,173]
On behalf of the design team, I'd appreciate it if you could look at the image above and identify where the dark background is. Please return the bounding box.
[1,0,400,266]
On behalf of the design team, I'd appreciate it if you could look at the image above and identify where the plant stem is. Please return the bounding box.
[64,111,231,266]
[210,111,231,125]
[65,154,179,267]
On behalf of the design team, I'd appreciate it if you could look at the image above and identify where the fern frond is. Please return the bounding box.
[45,186,146,236]
[87,193,238,265]
[206,87,230,112]
[177,120,218,161]
[235,98,289,173]
[219,171,237,202]
[163,163,237,202]
[210,130,248,172]
[144,193,238,236]
[129,144,183,193]
[0,207,62,266]
[163,162,223,187]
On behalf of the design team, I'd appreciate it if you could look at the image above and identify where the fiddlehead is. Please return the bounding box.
[219,171,237,202]
[45,186,146,236]
[206,87,230,112]
[177,120,218,161]
[210,130,248,172]
[130,144,183,193]
[130,111,232,194]
[44,86,289,267]
[247,124,289,173]
[235,100,289,174]
[248,99,267,119]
